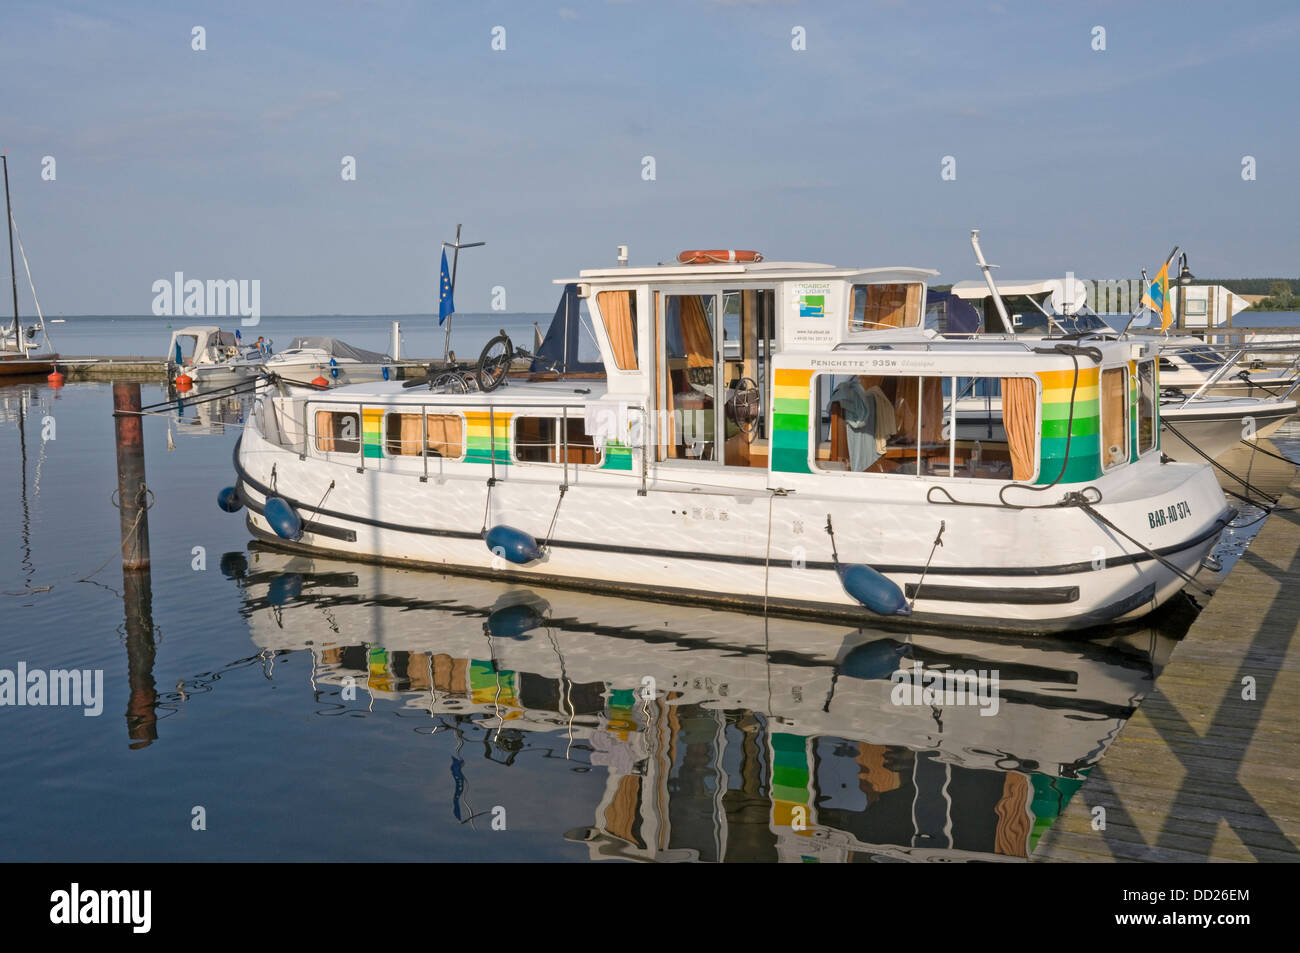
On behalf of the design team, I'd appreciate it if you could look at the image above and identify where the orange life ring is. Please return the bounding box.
[677,249,764,264]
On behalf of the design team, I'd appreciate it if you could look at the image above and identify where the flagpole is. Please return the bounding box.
[440,224,485,364]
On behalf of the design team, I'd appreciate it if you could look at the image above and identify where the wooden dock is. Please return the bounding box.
[55,358,437,382]
[1033,438,1300,862]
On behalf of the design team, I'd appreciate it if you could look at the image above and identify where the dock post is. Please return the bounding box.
[122,567,158,748]
[112,382,151,570]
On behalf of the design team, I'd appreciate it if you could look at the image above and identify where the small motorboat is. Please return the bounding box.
[165,325,265,384]
[259,336,395,386]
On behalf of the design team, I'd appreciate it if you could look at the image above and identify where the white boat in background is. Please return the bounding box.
[218,247,1232,635]
[166,325,265,384]
[0,155,57,378]
[1150,338,1298,396]
[260,336,395,386]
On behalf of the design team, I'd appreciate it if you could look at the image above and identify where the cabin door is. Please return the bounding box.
[652,288,776,467]
[654,290,721,462]
[721,289,775,468]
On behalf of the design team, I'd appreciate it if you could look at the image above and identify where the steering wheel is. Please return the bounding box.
[727,377,762,439]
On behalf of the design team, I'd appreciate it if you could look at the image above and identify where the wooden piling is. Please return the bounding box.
[112,381,151,570]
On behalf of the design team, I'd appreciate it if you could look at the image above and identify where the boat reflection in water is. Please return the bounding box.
[223,547,1186,862]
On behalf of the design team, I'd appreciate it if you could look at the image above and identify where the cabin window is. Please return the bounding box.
[1137,360,1157,453]
[1101,367,1129,470]
[813,373,1037,481]
[315,410,360,454]
[383,413,464,458]
[597,290,638,371]
[848,283,922,332]
[514,415,602,465]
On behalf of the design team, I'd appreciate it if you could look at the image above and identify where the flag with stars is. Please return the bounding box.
[438,249,455,325]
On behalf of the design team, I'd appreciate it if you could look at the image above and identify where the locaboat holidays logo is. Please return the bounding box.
[151,272,261,325]
[50,884,151,933]
[0,662,103,716]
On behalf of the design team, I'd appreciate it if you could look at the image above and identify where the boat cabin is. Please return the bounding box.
[167,325,244,366]
[276,256,1163,490]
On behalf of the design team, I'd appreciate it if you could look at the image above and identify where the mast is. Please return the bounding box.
[441,224,485,363]
[3,154,21,355]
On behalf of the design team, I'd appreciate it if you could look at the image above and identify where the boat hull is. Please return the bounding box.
[233,419,1231,636]
[1160,399,1296,461]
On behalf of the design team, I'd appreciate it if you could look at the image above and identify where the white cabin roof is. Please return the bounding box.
[949,279,1059,299]
[558,264,939,284]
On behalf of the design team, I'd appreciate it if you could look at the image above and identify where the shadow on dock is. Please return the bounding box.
[1034,439,1300,862]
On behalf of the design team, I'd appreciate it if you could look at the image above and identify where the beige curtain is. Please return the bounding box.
[1002,377,1037,481]
[598,291,637,370]
[1102,368,1127,467]
[426,414,463,458]
[398,414,422,456]
[859,283,919,329]
[679,294,714,368]
[315,410,336,452]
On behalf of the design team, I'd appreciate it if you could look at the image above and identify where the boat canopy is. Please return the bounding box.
[530,283,604,375]
[285,337,391,363]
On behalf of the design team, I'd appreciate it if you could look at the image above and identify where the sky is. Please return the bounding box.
[1,0,1298,316]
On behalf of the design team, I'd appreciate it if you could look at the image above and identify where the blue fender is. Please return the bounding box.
[264,496,303,541]
[837,563,911,616]
[267,573,303,606]
[486,603,545,639]
[484,525,543,565]
[217,485,243,513]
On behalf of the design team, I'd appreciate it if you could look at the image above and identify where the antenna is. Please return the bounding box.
[441,224,486,363]
[969,229,1013,334]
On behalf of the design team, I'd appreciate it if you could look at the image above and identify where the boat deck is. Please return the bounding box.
[1032,439,1300,861]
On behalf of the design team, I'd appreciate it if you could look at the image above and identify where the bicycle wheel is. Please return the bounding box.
[431,372,468,394]
[477,335,513,392]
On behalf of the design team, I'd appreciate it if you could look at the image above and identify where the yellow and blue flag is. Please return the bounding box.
[438,249,455,325]
[1141,255,1173,331]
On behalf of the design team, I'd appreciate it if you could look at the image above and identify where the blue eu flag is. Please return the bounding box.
[439,249,455,325]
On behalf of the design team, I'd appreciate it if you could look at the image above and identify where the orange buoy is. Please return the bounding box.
[174,372,193,392]
[311,376,330,389]
[47,368,64,388]
[677,249,764,265]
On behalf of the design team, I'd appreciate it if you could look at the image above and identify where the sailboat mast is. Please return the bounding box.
[3,155,20,354]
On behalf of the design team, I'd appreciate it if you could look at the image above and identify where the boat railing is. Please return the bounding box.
[1175,342,1300,406]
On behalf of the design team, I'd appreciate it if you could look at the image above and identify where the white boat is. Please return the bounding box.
[0,156,57,378]
[1151,338,1298,396]
[219,250,1231,635]
[165,325,264,384]
[259,336,395,386]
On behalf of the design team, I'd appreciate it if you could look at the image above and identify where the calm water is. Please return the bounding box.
[43,313,555,365]
[0,381,1293,862]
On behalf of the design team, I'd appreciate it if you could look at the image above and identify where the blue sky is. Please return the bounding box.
[2,0,1298,315]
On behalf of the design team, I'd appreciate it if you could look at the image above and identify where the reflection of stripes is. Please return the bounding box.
[464,410,513,466]
[771,368,813,473]
[770,731,814,837]
[362,408,384,459]
[1038,367,1100,483]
